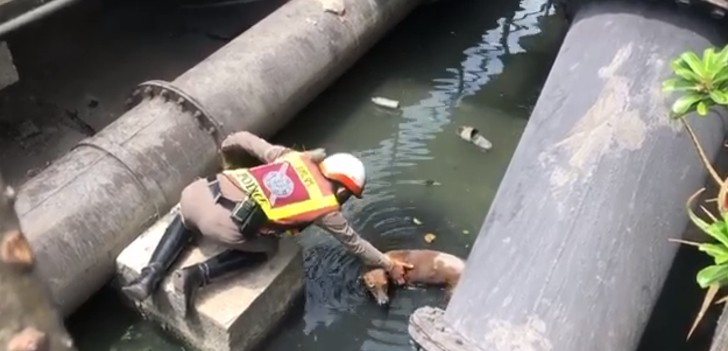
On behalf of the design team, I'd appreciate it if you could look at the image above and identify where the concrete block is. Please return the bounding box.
[116,205,304,351]
[0,41,18,90]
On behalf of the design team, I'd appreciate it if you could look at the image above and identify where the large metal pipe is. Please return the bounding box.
[408,2,727,351]
[0,0,81,38]
[15,0,422,316]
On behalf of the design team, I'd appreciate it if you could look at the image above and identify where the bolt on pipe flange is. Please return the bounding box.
[125,80,226,145]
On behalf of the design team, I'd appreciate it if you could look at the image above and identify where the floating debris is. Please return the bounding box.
[26,161,51,178]
[371,96,400,109]
[424,233,436,243]
[321,0,345,16]
[412,217,422,225]
[396,179,441,186]
[424,179,441,186]
[324,6,345,16]
[205,32,235,42]
[15,120,41,140]
[87,97,99,108]
[6,327,47,351]
[65,109,96,136]
[462,230,470,235]
[457,125,492,151]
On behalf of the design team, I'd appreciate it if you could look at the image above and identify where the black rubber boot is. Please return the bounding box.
[121,215,191,301]
[172,250,267,315]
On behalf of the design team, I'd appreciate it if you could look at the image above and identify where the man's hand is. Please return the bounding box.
[219,142,254,170]
[388,259,414,286]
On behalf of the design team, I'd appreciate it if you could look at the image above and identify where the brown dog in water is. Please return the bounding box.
[361,249,465,305]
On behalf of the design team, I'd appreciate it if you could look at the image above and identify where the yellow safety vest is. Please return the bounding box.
[222,152,339,222]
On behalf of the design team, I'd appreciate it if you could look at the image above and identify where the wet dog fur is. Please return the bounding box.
[360,249,465,306]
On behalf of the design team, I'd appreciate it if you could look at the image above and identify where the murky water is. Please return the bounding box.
[66,0,568,349]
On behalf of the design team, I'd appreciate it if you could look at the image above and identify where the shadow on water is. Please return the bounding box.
[68,286,187,350]
[66,0,568,350]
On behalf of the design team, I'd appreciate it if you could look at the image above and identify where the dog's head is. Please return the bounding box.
[361,268,390,306]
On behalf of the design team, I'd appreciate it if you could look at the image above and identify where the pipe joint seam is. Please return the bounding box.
[124,80,227,145]
[72,138,169,219]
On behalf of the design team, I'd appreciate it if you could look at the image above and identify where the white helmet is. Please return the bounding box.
[319,153,366,198]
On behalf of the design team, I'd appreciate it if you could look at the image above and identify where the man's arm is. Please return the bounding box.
[220,131,290,164]
[315,211,394,270]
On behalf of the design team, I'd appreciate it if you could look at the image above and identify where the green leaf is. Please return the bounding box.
[716,45,728,66]
[682,51,708,78]
[704,48,720,77]
[697,264,728,288]
[710,90,728,105]
[672,57,690,72]
[663,78,698,93]
[704,47,716,61]
[697,101,709,116]
[688,206,728,248]
[707,221,728,247]
[672,93,704,116]
[674,68,702,82]
[703,47,728,80]
[718,214,728,241]
[698,243,728,264]
[714,68,728,86]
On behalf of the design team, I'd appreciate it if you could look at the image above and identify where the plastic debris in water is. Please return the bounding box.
[424,179,441,186]
[321,0,345,15]
[371,96,400,109]
[424,233,436,243]
[323,4,345,15]
[462,230,470,235]
[457,125,492,151]
[397,179,441,186]
[412,217,422,225]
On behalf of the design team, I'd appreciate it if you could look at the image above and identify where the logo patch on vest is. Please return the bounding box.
[248,162,309,208]
[222,153,341,223]
[262,163,294,204]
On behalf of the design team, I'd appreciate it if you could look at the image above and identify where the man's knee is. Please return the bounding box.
[197,218,244,245]
[180,179,209,204]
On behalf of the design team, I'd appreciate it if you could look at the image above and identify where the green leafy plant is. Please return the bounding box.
[663,46,728,117]
[662,47,728,190]
[662,44,728,339]
[681,188,728,289]
[671,179,728,338]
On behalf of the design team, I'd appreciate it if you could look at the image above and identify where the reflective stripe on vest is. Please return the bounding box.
[222,153,339,221]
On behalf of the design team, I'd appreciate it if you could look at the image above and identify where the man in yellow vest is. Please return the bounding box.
[121,131,414,313]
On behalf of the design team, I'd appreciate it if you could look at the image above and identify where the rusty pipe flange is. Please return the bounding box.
[554,0,728,23]
[124,80,226,145]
